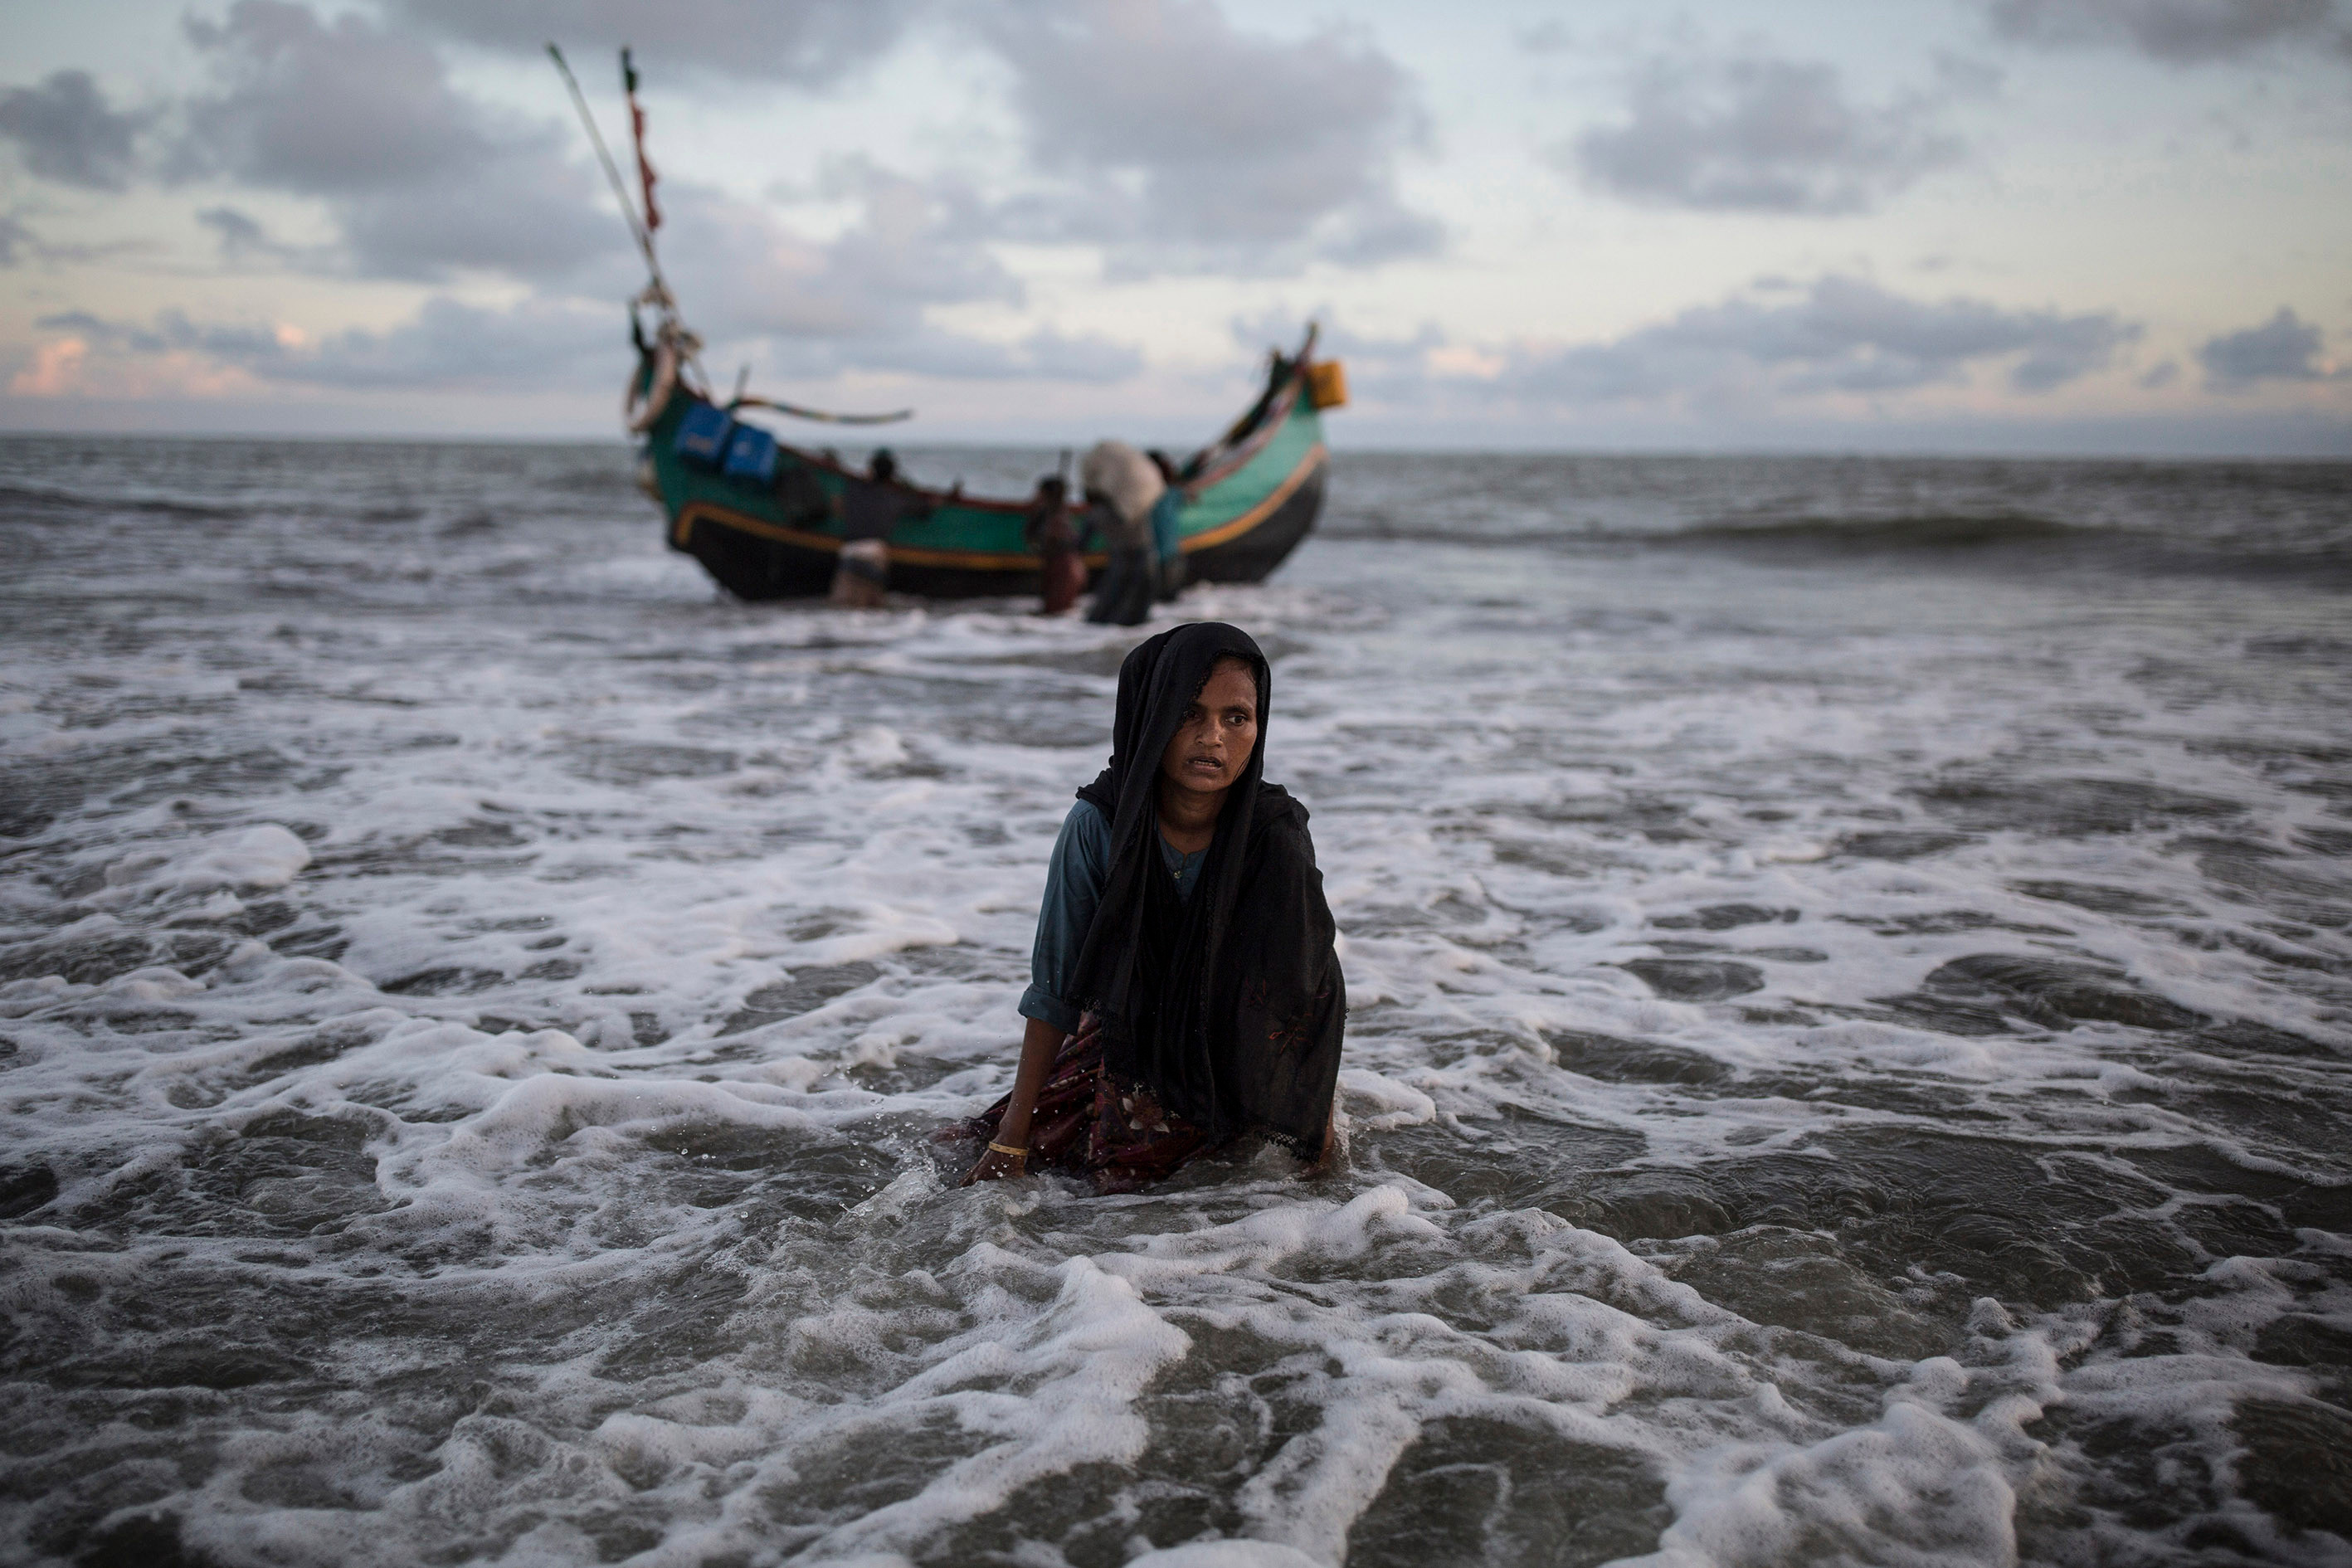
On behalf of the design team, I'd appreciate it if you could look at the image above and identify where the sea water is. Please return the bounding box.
[2,437,2348,1567]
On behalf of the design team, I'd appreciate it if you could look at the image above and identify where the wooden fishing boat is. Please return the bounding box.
[631,326,1339,601]
[545,45,1339,601]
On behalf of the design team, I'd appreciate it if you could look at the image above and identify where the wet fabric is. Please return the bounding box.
[1020,799,1205,1035]
[954,1015,1211,1195]
[1069,622,1344,1158]
[827,539,889,607]
[1150,489,1186,601]
[1087,544,1155,626]
[1149,488,1181,567]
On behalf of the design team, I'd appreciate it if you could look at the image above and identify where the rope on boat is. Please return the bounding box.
[547,45,668,300]
[730,394,913,426]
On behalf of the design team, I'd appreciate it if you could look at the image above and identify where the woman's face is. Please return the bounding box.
[1159,659,1259,800]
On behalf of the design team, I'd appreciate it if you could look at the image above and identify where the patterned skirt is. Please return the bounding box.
[947,1015,1212,1194]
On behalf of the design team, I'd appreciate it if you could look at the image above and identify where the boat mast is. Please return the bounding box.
[548,46,912,426]
[546,44,672,314]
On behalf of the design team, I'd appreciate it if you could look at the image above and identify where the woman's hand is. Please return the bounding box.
[1305,1101,1339,1176]
[962,1017,1064,1186]
[962,1143,1027,1185]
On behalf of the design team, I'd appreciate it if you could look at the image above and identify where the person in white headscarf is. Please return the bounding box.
[1080,441,1161,626]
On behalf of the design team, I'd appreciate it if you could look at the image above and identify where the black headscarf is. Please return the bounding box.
[1070,622,1345,1157]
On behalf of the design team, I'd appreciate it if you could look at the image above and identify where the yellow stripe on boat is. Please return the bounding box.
[1181,443,1325,553]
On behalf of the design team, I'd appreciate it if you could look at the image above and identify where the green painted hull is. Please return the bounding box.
[642,368,1329,601]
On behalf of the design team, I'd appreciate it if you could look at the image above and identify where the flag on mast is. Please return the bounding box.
[621,48,660,234]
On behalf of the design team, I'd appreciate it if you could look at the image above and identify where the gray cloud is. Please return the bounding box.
[37,292,1138,393]
[36,307,280,364]
[178,2,479,193]
[388,0,1437,273]
[332,167,629,282]
[175,1,623,281]
[17,0,1405,392]
[195,205,285,261]
[1567,52,1988,216]
[278,297,618,388]
[659,168,1141,382]
[402,0,1440,275]
[1980,0,2347,62]
[975,0,1439,274]
[2197,307,2336,387]
[661,165,1017,344]
[38,298,613,390]
[194,204,347,270]
[42,0,1429,294]
[197,205,267,252]
[164,0,1425,299]
[26,7,1142,396]
[1001,327,1142,382]
[799,324,1142,383]
[387,0,916,85]
[798,161,1019,321]
[1522,276,2135,399]
[1390,276,2140,407]
[1517,21,1575,54]
[0,210,149,269]
[0,70,149,190]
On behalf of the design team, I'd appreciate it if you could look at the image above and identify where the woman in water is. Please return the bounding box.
[957,622,1345,1191]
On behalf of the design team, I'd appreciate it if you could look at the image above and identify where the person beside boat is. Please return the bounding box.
[1080,441,1161,626]
[1145,450,1188,602]
[831,449,927,609]
[952,623,1345,1192]
[1023,475,1088,616]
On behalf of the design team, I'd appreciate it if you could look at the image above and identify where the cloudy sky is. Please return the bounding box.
[2,0,2347,451]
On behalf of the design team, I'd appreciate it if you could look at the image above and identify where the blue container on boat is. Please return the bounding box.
[722,424,779,486]
[672,402,734,468]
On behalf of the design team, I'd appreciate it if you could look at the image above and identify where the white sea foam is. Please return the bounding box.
[101,823,312,895]
[1,441,2347,1565]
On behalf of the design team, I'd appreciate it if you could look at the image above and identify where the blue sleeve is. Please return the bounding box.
[1151,489,1181,562]
[1020,800,1112,1032]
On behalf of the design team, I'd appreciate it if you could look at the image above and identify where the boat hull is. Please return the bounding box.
[645,369,1329,602]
